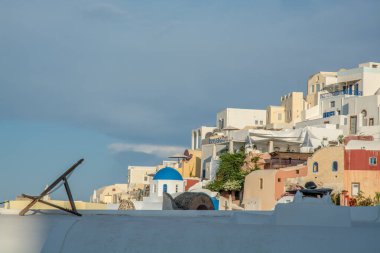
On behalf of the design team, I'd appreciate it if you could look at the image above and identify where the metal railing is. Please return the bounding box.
[320,90,362,99]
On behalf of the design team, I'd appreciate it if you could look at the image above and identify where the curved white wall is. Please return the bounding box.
[150,180,184,197]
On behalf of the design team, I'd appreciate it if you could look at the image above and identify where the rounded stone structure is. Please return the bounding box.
[174,192,215,210]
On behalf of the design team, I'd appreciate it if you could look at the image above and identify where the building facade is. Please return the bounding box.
[179,149,202,178]
[92,184,129,204]
[243,165,307,211]
[127,166,157,191]
[191,126,216,150]
[344,140,380,199]
[266,92,305,129]
[216,108,266,130]
[298,146,344,193]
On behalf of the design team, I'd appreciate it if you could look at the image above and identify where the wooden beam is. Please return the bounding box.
[19,159,84,216]
[22,194,81,216]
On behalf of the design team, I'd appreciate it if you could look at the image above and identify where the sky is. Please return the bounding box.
[1,0,380,201]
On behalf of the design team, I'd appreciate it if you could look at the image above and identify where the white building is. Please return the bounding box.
[298,62,380,137]
[298,93,380,136]
[92,184,129,204]
[306,62,380,110]
[191,126,216,150]
[216,108,266,130]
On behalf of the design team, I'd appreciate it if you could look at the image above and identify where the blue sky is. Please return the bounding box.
[1,0,380,201]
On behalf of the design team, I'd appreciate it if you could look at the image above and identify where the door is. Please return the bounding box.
[350,116,357,134]
[163,184,168,193]
[351,183,360,197]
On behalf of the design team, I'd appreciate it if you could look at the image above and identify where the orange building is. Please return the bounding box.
[243,165,307,210]
[343,140,380,200]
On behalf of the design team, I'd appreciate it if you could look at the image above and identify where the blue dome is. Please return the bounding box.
[153,167,183,181]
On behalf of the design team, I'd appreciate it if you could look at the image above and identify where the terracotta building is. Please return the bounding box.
[344,140,380,199]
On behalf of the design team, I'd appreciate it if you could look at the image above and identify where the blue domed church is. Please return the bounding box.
[150,167,185,197]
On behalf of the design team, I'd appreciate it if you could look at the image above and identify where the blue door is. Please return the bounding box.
[163,184,168,193]
[354,83,359,95]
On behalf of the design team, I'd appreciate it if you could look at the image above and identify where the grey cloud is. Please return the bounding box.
[0,0,379,148]
[84,3,127,19]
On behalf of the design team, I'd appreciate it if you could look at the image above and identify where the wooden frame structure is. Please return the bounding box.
[19,159,84,216]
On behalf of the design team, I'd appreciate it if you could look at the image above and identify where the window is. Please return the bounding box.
[260,120,263,125]
[330,101,335,108]
[277,178,281,183]
[312,85,315,93]
[344,118,348,125]
[175,184,178,193]
[255,120,258,125]
[296,170,299,174]
[278,113,282,121]
[154,184,157,193]
[313,162,319,173]
[260,178,263,189]
[163,184,168,193]
[219,119,224,129]
[144,176,148,182]
[352,183,360,197]
[369,118,374,126]
[332,161,338,172]
[369,157,377,166]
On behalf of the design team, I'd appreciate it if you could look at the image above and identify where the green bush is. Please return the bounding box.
[206,152,246,192]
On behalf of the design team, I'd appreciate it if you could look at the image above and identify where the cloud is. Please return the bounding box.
[108,143,187,158]
[84,3,127,19]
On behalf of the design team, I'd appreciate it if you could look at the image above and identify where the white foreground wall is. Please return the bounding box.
[1,203,380,253]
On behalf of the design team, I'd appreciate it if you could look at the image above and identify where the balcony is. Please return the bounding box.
[320,89,363,99]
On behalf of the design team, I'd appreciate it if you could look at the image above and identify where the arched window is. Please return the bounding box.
[361,110,367,126]
[313,162,319,173]
[163,184,168,193]
[332,161,338,172]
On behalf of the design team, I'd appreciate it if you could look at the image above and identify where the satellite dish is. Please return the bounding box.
[183,150,193,161]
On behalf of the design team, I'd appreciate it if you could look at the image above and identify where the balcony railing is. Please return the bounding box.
[323,111,335,118]
[320,90,362,99]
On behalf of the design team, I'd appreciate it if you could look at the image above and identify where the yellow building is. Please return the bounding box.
[266,92,305,129]
[179,149,202,178]
[298,146,344,193]
[306,71,338,108]
[127,166,157,191]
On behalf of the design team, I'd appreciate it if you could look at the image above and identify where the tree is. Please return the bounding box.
[331,192,341,206]
[206,152,246,192]
[374,192,380,205]
[337,135,344,145]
